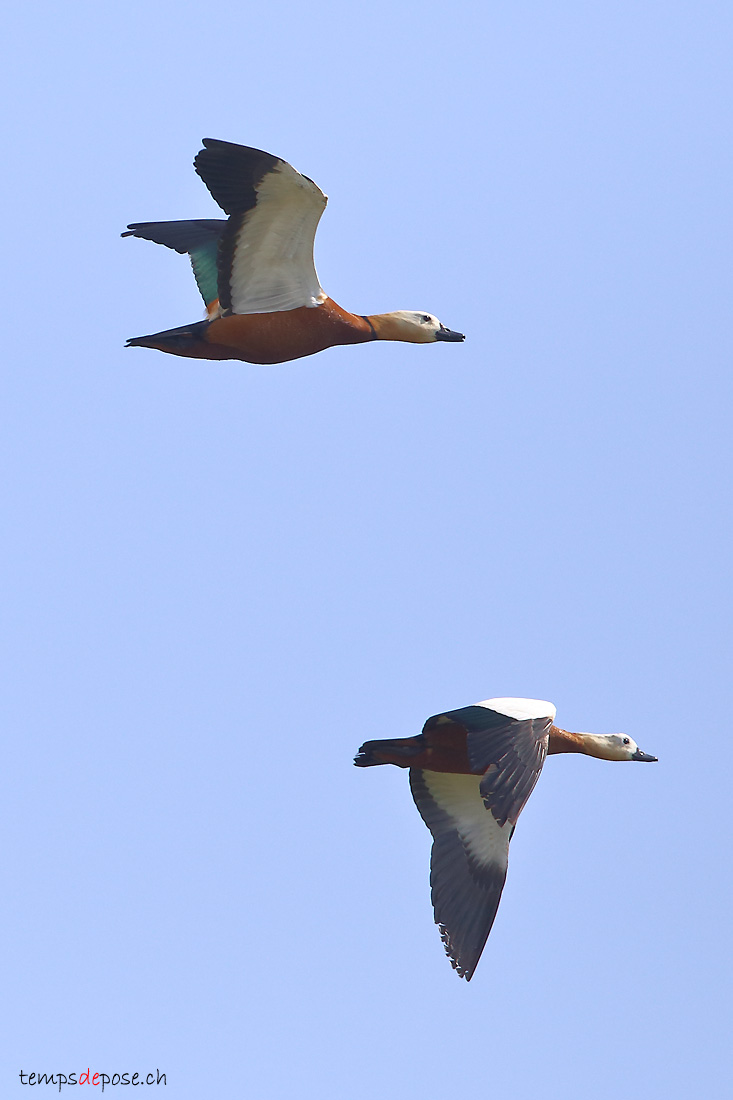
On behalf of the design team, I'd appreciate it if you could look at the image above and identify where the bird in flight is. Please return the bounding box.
[124,140,465,364]
[355,696,657,980]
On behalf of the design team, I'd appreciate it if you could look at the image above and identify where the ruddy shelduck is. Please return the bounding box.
[124,140,465,364]
[355,696,657,980]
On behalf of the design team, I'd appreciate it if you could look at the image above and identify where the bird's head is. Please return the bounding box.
[581,733,658,761]
[369,310,465,344]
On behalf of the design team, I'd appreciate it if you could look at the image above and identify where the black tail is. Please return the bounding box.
[354,736,425,767]
[125,319,210,356]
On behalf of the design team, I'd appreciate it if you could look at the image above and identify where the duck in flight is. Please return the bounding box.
[355,696,657,980]
[123,140,465,365]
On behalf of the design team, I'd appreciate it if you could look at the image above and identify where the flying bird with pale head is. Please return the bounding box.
[124,140,464,365]
[355,696,657,980]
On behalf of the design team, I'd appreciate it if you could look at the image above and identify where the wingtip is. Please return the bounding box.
[198,137,229,153]
[439,923,483,981]
[448,954,474,981]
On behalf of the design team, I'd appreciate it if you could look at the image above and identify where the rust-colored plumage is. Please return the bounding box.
[124,140,464,365]
[133,299,375,365]
[204,298,375,364]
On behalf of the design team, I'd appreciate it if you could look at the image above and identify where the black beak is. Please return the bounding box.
[435,325,465,342]
[631,749,658,762]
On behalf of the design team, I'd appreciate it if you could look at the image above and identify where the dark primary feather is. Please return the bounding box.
[122,219,226,307]
[193,139,281,216]
[122,219,225,253]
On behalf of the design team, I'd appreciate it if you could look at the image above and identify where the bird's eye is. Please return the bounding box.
[422,314,430,323]
[622,737,630,745]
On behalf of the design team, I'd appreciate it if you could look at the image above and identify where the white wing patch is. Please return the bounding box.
[475,697,556,722]
[420,771,511,871]
[228,163,327,315]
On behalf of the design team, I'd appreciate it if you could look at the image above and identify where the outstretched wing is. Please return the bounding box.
[122,220,225,309]
[194,139,327,315]
[410,698,555,977]
[410,769,511,980]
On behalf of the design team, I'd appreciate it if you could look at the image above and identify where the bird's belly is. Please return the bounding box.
[204,301,372,364]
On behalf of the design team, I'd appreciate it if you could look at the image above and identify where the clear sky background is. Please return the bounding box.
[2,2,731,1097]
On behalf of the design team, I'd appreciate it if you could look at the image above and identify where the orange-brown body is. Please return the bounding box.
[206,298,374,363]
[139,298,375,364]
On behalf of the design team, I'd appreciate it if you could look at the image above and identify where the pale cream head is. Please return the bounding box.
[368,310,465,344]
[578,733,657,761]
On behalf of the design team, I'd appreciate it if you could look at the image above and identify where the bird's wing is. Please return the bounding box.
[410,769,512,980]
[429,699,553,827]
[122,220,225,308]
[193,139,327,315]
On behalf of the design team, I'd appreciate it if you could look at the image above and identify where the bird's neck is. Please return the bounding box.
[548,726,612,759]
[366,312,423,343]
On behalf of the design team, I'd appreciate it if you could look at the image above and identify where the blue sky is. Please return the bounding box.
[2,2,731,1097]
